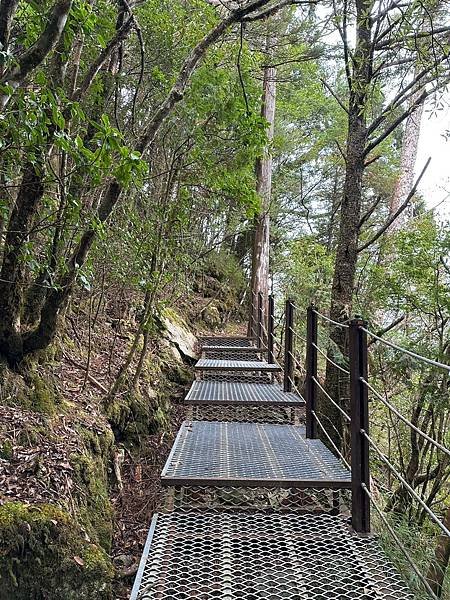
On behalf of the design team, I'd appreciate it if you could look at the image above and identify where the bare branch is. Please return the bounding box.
[358,157,431,252]
[242,0,317,22]
[358,194,382,229]
[368,315,406,347]
[320,78,349,113]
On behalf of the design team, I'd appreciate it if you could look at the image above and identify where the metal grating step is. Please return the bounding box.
[130,511,414,600]
[161,421,350,488]
[202,348,264,361]
[185,381,304,406]
[199,336,256,348]
[195,359,282,372]
[202,345,263,352]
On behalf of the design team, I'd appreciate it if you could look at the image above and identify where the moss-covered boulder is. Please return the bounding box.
[0,502,114,600]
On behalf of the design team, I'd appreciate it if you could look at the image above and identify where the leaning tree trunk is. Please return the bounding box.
[249,47,276,337]
[426,506,450,597]
[323,0,373,450]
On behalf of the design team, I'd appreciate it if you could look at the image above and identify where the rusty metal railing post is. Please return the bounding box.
[268,295,275,363]
[283,299,294,392]
[349,316,370,534]
[305,305,318,439]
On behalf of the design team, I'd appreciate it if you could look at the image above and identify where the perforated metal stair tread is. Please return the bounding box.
[161,421,350,488]
[199,336,256,348]
[185,381,304,406]
[130,511,414,600]
[195,359,282,372]
[202,345,263,351]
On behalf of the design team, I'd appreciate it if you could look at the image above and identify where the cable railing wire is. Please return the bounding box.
[285,374,306,401]
[311,410,351,470]
[312,343,350,375]
[361,377,450,459]
[313,309,349,329]
[361,483,440,600]
[289,325,307,344]
[360,326,450,373]
[312,376,351,423]
[288,350,306,375]
[360,429,450,538]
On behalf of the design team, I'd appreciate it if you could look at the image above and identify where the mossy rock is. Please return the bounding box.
[0,364,61,415]
[70,451,114,550]
[107,388,169,443]
[0,502,114,600]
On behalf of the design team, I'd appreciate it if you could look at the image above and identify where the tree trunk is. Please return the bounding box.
[389,89,423,231]
[426,506,450,597]
[0,161,45,363]
[249,51,276,335]
[323,0,373,448]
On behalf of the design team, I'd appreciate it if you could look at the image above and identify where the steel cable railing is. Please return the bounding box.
[312,376,351,423]
[313,309,350,329]
[312,342,350,375]
[361,483,441,600]
[360,326,450,373]
[360,430,450,538]
[311,410,351,470]
[270,300,450,596]
[360,377,450,459]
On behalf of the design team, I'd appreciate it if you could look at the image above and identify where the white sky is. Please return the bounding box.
[416,101,450,222]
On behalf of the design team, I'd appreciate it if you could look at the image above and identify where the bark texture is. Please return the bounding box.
[250,57,276,332]
[324,0,373,448]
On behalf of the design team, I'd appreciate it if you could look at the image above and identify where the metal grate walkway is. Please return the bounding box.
[195,358,282,372]
[131,333,413,599]
[199,336,256,347]
[161,421,350,488]
[185,380,304,406]
[131,511,413,600]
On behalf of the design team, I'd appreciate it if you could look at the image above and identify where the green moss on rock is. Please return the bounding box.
[0,502,114,600]
[70,452,114,551]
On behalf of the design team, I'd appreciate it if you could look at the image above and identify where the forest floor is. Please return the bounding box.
[111,402,187,599]
[0,283,246,599]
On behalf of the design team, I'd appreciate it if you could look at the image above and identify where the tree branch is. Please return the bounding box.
[320,78,349,113]
[364,89,427,156]
[358,157,431,252]
[70,17,133,103]
[358,194,382,229]
[242,0,317,22]
[0,0,72,107]
[0,0,19,52]
[367,315,405,347]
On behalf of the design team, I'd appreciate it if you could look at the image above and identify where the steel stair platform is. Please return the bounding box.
[195,358,282,372]
[130,511,413,600]
[185,381,304,407]
[201,345,264,358]
[161,421,350,489]
[199,335,256,348]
